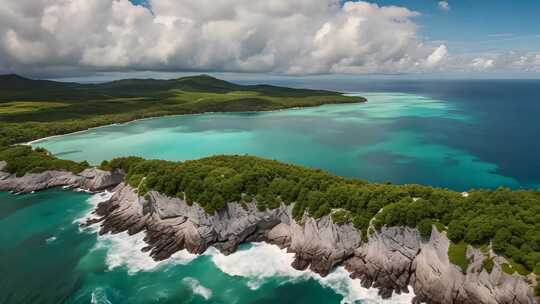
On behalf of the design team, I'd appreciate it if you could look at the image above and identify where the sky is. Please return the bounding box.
[0,0,539,79]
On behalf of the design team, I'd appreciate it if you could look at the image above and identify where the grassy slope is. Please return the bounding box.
[0,74,365,146]
[448,241,470,273]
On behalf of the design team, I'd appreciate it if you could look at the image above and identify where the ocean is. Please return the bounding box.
[3,79,539,303]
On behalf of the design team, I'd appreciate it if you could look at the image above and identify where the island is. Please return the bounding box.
[0,146,538,304]
[0,75,538,304]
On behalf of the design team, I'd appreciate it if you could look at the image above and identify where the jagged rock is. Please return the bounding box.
[266,223,292,248]
[288,215,361,276]
[345,227,537,304]
[345,226,420,298]
[0,166,124,193]
[3,161,534,304]
[0,161,7,172]
[411,228,536,304]
[77,168,124,191]
[92,185,359,277]
[87,185,536,304]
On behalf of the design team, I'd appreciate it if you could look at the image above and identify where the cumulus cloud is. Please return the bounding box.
[468,51,540,72]
[438,1,450,12]
[0,0,449,76]
[471,58,495,70]
[426,45,448,67]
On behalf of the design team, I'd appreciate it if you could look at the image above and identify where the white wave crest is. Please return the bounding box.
[74,190,114,232]
[182,277,213,300]
[95,231,198,275]
[208,242,416,304]
[76,191,198,274]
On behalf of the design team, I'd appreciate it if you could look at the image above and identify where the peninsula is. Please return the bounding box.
[0,146,538,304]
[0,74,365,146]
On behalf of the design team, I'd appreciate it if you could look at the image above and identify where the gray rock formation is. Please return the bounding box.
[1,163,535,304]
[0,165,124,193]
[90,184,360,276]
[345,227,536,304]
[86,184,537,304]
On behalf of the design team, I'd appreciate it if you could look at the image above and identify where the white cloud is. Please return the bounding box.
[471,58,495,70]
[0,0,449,76]
[426,45,448,67]
[442,51,540,73]
[438,1,450,12]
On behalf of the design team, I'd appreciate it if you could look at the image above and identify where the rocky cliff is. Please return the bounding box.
[0,161,123,193]
[345,227,536,304]
[85,183,536,304]
[0,165,536,304]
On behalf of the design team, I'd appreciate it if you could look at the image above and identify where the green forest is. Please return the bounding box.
[1,144,540,284]
[0,74,364,146]
[98,153,540,276]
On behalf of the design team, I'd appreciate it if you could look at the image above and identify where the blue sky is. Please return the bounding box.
[370,0,540,53]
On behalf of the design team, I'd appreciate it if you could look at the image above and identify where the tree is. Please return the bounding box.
[418,219,435,239]
[448,220,467,243]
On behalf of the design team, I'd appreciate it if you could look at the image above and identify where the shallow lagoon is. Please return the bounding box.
[32,92,524,191]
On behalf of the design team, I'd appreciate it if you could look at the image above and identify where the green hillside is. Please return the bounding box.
[0,74,365,146]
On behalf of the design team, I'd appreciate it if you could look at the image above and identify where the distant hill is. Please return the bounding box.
[0,74,365,146]
[0,74,344,101]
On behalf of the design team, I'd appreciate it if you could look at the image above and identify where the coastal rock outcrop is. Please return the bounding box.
[0,165,124,193]
[86,184,537,304]
[1,165,535,304]
[90,183,359,276]
[345,227,536,304]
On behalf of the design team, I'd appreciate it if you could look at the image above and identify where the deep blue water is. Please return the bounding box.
[243,78,540,188]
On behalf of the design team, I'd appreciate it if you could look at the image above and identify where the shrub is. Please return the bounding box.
[448,241,470,273]
[481,257,494,274]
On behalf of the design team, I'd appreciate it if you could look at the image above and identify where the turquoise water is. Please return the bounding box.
[6,85,539,303]
[32,92,523,191]
[0,190,414,304]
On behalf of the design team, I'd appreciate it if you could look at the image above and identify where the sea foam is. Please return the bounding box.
[96,230,197,275]
[78,192,198,275]
[78,193,415,302]
[208,242,416,304]
[74,190,114,232]
[182,277,213,300]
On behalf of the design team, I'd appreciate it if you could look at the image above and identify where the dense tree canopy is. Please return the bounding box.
[1,145,539,275]
[99,154,540,275]
[0,145,88,176]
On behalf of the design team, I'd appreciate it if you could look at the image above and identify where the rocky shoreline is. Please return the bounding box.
[0,165,537,304]
[0,161,123,194]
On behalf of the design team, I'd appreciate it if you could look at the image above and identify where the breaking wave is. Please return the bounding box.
[208,242,416,304]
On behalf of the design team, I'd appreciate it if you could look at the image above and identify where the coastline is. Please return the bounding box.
[85,183,537,304]
[0,162,537,304]
[24,98,367,146]
[77,190,418,303]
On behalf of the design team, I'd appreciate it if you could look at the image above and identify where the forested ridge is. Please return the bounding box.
[0,145,89,176]
[1,145,539,291]
[97,154,540,278]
